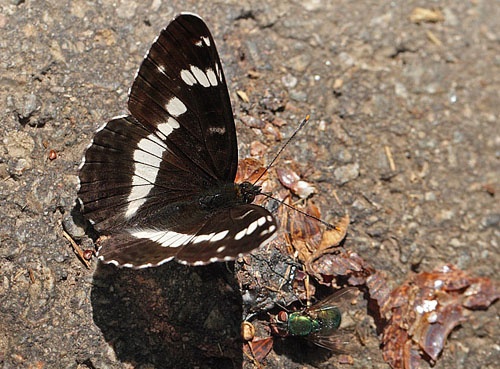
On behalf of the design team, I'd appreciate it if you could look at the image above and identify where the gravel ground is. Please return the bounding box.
[1,1,499,368]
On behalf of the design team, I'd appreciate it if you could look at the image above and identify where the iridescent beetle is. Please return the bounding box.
[271,287,360,352]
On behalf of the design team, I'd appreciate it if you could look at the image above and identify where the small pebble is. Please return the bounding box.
[334,163,360,185]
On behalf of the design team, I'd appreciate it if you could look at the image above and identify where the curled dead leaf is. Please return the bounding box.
[241,321,255,341]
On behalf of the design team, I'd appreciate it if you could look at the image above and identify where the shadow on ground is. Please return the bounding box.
[91,262,243,368]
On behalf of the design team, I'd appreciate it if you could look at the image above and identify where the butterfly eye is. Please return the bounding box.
[277,311,288,322]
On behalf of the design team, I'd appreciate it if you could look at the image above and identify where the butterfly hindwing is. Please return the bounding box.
[78,115,208,231]
[98,204,277,268]
[176,204,277,264]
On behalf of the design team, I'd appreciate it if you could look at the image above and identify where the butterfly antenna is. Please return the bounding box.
[252,114,341,231]
[259,192,339,230]
[252,115,310,186]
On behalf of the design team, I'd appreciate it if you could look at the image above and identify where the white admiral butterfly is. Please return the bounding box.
[78,13,278,268]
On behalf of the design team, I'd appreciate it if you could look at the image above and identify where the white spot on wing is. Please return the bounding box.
[246,219,259,235]
[180,69,197,86]
[260,224,277,237]
[157,64,167,75]
[166,97,187,117]
[206,68,217,86]
[257,216,266,226]
[157,117,180,137]
[202,36,210,46]
[129,228,194,248]
[170,234,193,247]
[125,134,166,218]
[215,63,222,81]
[192,233,215,244]
[217,246,226,253]
[137,136,165,158]
[211,230,229,242]
[234,228,246,241]
[190,65,210,87]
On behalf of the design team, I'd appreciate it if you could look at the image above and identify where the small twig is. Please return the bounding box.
[278,265,292,291]
[426,30,442,46]
[28,269,35,283]
[262,285,280,293]
[62,229,91,269]
[361,191,382,210]
[305,274,312,307]
[243,344,263,369]
[384,145,396,171]
[331,189,343,206]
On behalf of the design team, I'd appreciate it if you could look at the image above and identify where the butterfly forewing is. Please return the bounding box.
[77,14,277,267]
[128,13,237,182]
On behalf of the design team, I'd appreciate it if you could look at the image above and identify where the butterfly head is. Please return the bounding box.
[238,181,262,204]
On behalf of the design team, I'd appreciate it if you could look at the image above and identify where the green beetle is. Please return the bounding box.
[271,287,359,352]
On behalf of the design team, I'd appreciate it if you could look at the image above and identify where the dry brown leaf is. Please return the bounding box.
[382,264,500,368]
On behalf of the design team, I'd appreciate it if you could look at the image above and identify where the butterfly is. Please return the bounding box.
[77,13,278,268]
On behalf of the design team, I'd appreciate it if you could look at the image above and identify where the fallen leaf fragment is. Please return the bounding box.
[235,158,267,184]
[250,140,268,157]
[381,264,500,368]
[243,337,273,362]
